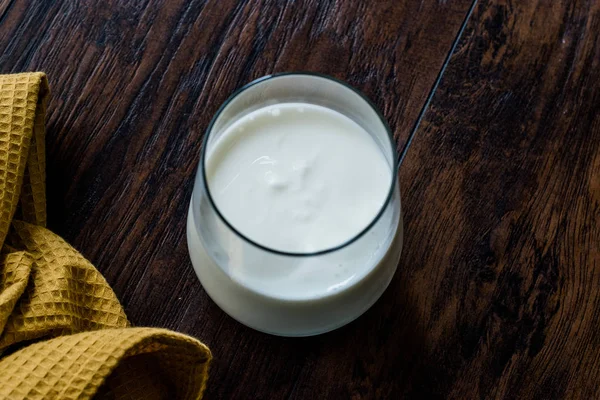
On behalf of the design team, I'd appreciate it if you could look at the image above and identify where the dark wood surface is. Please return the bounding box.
[1,0,599,398]
[397,0,600,398]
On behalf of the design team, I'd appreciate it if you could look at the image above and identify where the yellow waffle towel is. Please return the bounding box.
[0,73,211,399]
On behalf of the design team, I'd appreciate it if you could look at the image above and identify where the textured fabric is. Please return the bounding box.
[0,72,211,399]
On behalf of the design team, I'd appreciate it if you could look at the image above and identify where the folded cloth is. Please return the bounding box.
[0,73,211,399]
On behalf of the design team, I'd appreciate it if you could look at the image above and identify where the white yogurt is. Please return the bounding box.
[202,103,396,300]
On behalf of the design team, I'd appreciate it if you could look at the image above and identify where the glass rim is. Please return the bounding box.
[200,72,398,257]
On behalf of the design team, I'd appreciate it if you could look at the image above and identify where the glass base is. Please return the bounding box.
[186,205,403,337]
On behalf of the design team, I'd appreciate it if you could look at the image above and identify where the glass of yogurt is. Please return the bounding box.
[187,73,403,336]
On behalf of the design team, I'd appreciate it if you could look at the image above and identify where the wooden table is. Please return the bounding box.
[2,0,599,398]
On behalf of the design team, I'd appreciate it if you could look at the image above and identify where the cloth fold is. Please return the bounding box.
[0,72,211,399]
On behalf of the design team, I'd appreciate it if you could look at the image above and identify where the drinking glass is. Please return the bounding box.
[187,73,403,336]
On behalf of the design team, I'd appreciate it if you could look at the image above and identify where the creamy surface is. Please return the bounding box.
[201,103,399,299]
[206,103,391,253]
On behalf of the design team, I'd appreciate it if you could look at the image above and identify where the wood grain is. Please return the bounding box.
[398,0,600,398]
[2,0,599,398]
